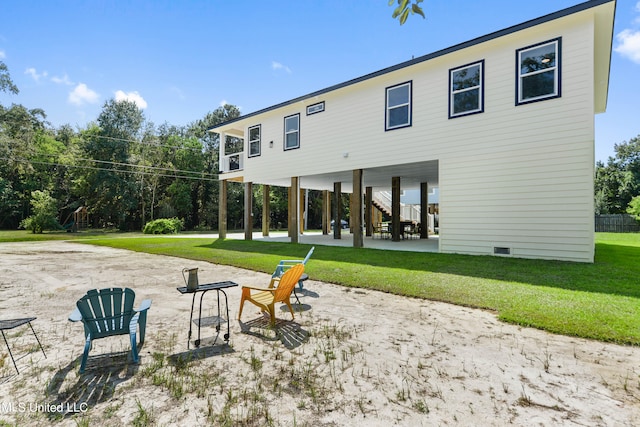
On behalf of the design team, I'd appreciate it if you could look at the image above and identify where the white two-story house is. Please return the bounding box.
[210,0,615,262]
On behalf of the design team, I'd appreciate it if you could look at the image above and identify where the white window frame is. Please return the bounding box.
[248,124,261,158]
[385,81,412,131]
[516,38,561,105]
[449,60,484,118]
[284,114,300,150]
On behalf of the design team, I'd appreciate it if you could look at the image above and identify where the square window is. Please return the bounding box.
[516,38,561,105]
[284,114,300,150]
[385,81,412,130]
[248,124,261,157]
[449,60,484,118]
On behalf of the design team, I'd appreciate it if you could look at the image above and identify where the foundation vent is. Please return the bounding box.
[494,247,511,255]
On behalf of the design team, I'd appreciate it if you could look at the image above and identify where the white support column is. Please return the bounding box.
[219,131,226,172]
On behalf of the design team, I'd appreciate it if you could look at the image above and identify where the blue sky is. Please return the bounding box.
[1,1,638,163]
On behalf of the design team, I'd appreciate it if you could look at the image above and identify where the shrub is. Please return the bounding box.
[142,218,184,234]
[19,190,61,233]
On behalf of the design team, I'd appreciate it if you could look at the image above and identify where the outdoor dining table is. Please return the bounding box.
[176,281,238,349]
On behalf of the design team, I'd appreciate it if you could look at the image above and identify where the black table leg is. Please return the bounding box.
[188,292,196,349]
[1,330,19,374]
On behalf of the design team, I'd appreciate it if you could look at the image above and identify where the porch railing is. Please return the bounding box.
[220,152,244,173]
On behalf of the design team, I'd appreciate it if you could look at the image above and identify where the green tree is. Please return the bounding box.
[0,61,19,95]
[187,104,241,229]
[389,0,425,25]
[19,190,61,233]
[627,196,640,220]
[0,102,50,228]
[82,99,144,229]
[595,135,640,214]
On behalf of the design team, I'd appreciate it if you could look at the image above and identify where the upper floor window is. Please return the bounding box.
[449,60,484,118]
[385,81,412,130]
[307,101,325,115]
[516,38,561,105]
[248,124,261,157]
[284,114,300,150]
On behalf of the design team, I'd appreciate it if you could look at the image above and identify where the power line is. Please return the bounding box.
[3,145,219,179]
[1,156,220,182]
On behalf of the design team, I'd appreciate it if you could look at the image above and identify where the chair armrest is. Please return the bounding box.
[69,308,83,322]
[135,299,152,313]
[242,285,275,292]
[279,259,304,265]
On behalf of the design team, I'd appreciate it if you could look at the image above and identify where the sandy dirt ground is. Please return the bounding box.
[0,240,639,426]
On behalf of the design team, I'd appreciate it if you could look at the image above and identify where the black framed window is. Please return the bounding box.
[385,81,412,130]
[248,124,261,157]
[449,60,484,118]
[284,114,300,150]
[516,38,561,105]
[306,101,325,115]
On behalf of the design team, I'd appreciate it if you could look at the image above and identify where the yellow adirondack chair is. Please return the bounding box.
[238,263,304,326]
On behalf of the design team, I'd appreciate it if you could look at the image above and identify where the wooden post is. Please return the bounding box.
[290,177,299,243]
[420,182,429,239]
[333,182,341,239]
[300,188,305,234]
[218,179,227,239]
[244,182,253,240]
[392,176,401,241]
[365,186,373,237]
[322,190,330,235]
[262,184,270,237]
[353,169,363,247]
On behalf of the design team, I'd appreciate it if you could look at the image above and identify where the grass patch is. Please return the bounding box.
[2,230,640,345]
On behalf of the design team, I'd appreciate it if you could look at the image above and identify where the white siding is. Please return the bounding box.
[221,7,604,262]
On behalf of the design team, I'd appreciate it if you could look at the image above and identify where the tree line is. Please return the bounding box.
[595,135,640,220]
[0,61,330,233]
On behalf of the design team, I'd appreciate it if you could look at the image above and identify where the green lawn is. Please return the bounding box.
[2,230,639,345]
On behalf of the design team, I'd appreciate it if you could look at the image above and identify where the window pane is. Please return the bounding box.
[522,70,555,100]
[453,89,480,114]
[249,127,260,141]
[285,132,298,148]
[250,141,259,155]
[229,155,240,170]
[285,116,299,132]
[388,85,409,107]
[520,43,556,74]
[388,105,409,128]
[452,65,480,91]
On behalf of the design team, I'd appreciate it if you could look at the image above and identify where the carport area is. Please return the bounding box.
[219,159,440,251]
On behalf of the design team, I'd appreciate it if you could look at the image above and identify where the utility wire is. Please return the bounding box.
[3,146,219,179]
[1,156,220,182]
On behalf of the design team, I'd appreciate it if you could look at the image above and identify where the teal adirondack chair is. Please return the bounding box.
[268,247,314,304]
[69,287,151,373]
[269,246,314,290]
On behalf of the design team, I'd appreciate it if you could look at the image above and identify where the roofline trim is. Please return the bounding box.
[208,0,614,132]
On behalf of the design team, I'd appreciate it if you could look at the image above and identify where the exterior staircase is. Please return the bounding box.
[372,191,434,232]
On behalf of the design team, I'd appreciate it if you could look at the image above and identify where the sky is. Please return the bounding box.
[1,0,639,163]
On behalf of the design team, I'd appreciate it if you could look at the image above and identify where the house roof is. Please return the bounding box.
[209,0,615,133]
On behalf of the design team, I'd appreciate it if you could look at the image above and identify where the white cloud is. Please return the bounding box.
[615,29,640,64]
[25,67,48,82]
[0,50,5,59]
[69,83,99,105]
[114,90,147,109]
[271,61,292,74]
[219,99,228,107]
[51,73,73,85]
